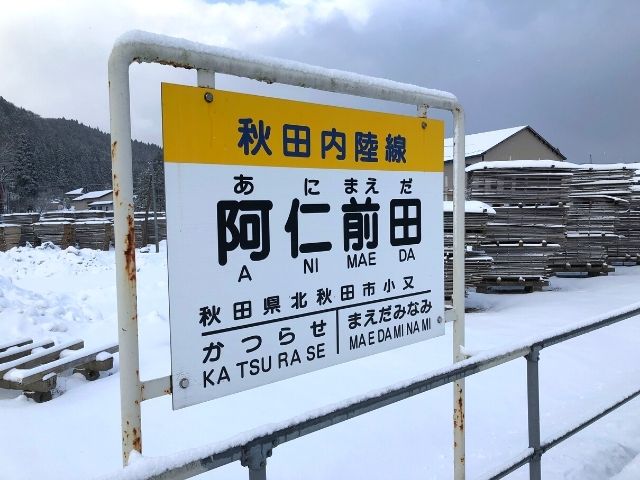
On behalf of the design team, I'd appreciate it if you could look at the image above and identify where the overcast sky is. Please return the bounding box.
[1,0,638,164]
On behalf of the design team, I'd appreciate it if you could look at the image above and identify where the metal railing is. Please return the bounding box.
[110,302,640,480]
[108,31,639,480]
[108,30,468,473]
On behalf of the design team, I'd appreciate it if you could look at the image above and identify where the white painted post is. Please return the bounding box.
[452,107,466,479]
[109,48,143,466]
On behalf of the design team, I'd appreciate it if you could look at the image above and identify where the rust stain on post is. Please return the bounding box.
[112,173,120,200]
[132,427,142,452]
[454,384,465,432]
[125,214,136,283]
[111,141,118,161]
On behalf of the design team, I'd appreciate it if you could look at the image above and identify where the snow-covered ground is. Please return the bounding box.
[1,243,639,480]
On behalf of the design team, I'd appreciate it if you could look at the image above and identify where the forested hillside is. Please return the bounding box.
[0,97,162,212]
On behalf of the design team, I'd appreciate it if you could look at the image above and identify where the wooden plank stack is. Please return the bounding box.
[628,166,640,262]
[33,221,75,249]
[0,224,21,251]
[134,212,167,247]
[1,213,41,246]
[467,160,572,205]
[74,210,107,220]
[443,200,495,300]
[466,160,574,292]
[41,210,107,221]
[75,220,113,251]
[551,163,638,274]
[569,163,640,265]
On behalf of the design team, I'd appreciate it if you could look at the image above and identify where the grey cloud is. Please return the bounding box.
[1,0,638,165]
[251,0,640,163]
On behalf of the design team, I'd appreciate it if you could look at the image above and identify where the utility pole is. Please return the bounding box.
[151,168,159,253]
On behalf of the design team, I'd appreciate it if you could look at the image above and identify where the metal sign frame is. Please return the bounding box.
[108,30,466,477]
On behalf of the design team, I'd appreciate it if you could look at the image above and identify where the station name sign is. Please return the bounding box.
[162,83,445,409]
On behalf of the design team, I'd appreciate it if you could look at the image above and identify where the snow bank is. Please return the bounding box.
[612,453,640,480]
[0,273,101,341]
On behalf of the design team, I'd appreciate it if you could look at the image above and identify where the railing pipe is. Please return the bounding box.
[526,348,542,480]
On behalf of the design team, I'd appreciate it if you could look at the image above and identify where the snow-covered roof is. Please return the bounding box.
[88,200,114,206]
[65,187,84,196]
[444,125,566,162]
[466,159,577,172]
[444,126,527,161]
[72,189,113,201]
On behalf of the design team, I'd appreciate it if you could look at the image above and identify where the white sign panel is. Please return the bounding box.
[162,85,445,409]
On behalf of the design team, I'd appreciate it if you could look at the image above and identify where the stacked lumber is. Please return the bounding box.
[550,163,638,274]
[466,160,575,292]
[1,213,40,246]
[627,167,640,262]
[568,164,640,265]
[467,160,573,205]
[75,210,107,220]
[134,212,167,247]
[0,224,21,251]
[487,204,567,245]
[75,221,113,251]
[40,211,72,221]
[479,242,559,285]
[41,210,107,221]
[33,222,75,249]
[443,200,495,300]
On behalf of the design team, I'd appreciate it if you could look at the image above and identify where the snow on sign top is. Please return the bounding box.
[161,84,445,409]
[443,125,527,162]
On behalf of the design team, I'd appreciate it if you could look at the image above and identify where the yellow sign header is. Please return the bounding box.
[161,83,444,172]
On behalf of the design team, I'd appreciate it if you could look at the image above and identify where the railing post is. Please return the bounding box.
[526,347,542,480]
[241,442,273,480]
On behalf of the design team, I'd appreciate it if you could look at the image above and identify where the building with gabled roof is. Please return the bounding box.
[65,187,85,196]
[71,189,113,211]
[443,125,566,197]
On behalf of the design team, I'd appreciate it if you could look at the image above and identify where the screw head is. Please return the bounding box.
[421,121,427,129]
[179,378,189,389]
[437,316,443,324]
[204,91,214,103]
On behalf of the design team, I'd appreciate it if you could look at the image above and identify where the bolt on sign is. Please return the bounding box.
[161,83,445,409]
